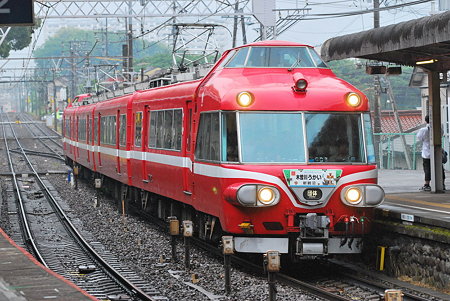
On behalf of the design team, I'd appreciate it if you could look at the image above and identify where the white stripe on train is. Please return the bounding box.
[63,138,377,208]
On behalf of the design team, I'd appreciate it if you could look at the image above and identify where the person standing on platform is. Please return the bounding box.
[417,115,446,191]
[417,115,431,191]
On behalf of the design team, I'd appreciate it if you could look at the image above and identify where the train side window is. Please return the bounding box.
[225,47,249,68]
[100,116,106,144]
[307,48,328,68]
[110,116,117,145]
[64,117,70,138]
[173,109,182,150]
[221,112,238,162]
[149,109,182,151]
[195,112,220,161]
[163,110,173,149]
[86,116,90,143]
[106,116,111,144]
[135,112,143,147]
[94,117,98,144]
[119,114,126,147]
[156,111,164,148]
[78,117,87,141]
[149,111,157,148]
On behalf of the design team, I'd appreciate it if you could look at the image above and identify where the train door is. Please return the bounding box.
[92,111,97,170]
[87,115,90,163]
[142,107,149,182]
[183,101,194,195]
[75,116,79,160]
[116,110,121,175]
[69,116,73,156]
[97,113,101,167]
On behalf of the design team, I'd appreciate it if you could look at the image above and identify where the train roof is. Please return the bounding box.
[232,40,313,50]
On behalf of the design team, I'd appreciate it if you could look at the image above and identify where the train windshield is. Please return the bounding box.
[225,46,328,68]
[195,111,375,164]
[220,112,371,164]
[239,113,306,163]
[306,113,365,163]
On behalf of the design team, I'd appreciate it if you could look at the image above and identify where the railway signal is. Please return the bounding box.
[222,236,234,295]
[264,250,280,301]
[168,217,180,262]
[183,220,193,271]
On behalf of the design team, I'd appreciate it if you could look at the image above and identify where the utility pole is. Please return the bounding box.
[373,0,382,164]
[232,1,239,47]
[128,0,133,73]
[70,42,76,99]
[52,68,58,132]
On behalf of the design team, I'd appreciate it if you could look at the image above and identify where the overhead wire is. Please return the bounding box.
[299,0,432,20]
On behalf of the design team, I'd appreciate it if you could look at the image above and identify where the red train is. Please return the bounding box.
[63,40,384,258]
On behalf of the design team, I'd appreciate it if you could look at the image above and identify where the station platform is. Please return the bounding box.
[376,169,450,235]
[0,229,96,301]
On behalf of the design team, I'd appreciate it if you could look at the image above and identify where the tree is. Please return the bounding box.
[328,59,420,110]
[34,27,169,69]
[0,22,40,58]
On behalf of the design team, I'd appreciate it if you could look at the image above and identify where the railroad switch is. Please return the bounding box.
[107,294,131,301]
[384,289,403,301]
[191,273,200,284]
[78,264,96,274]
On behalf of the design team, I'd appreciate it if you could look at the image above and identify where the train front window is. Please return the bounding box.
[239,113,305,163]
[306,113,365,163]
[225,46,326,68]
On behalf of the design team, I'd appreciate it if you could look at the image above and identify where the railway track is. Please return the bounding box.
[2,113,448,301]
[0,112,166,301]
[128,200,448,301]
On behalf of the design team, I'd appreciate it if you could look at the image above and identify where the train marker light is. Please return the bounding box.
[237,91,254,107]
[238,222,254,234]
[346,92,361,107]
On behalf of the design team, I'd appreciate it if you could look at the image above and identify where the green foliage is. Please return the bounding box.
[34,27,169,70]
[134,53,173,69]
[0,21,41,58]
[328,59,421,110]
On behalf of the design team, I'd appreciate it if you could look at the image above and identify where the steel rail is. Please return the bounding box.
[4,112,155,301]
[0,112,48,267]
[129,205,351,300]
[18,113,64,156]
[9,148,65,161]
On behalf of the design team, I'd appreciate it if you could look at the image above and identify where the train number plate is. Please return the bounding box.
[283,169,342,187]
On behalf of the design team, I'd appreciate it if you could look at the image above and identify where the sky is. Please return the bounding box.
[276,0,435,47]
[0,0,440,79]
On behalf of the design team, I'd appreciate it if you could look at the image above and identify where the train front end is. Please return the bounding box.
[195,41,384,258]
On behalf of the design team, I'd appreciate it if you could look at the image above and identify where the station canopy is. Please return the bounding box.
[321,10,450,71]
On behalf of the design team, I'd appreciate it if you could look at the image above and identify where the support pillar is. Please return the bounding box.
[428,70,444,192]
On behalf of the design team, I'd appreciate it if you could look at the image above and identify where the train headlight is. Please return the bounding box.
[237,91,254,107]
[346,92,361,107]
[235,184,280,207]
[258,187,276,205]
[341,185,384,207]
[345,187,362,204]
